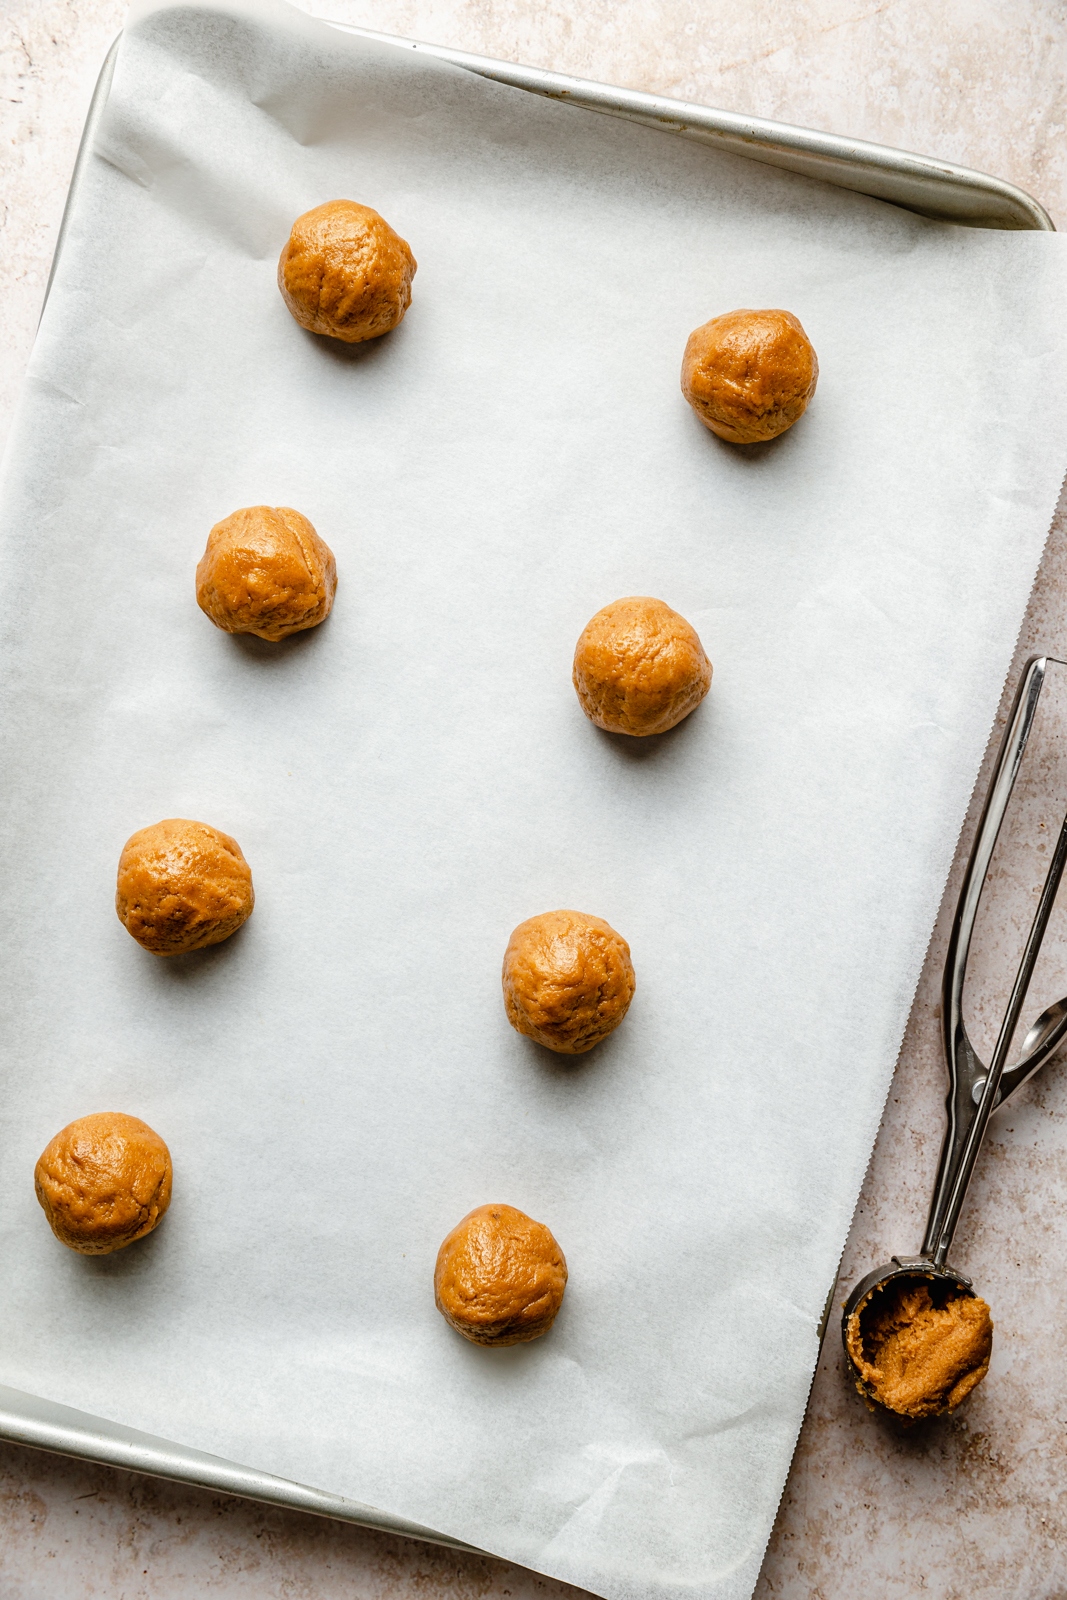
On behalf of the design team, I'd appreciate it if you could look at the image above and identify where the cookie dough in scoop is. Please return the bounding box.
[846,1275,993,1419]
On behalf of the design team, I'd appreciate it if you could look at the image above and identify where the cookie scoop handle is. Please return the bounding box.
[924,655,1067,1266]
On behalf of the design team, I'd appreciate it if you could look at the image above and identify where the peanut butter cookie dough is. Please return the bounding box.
[116,818,254,956]
[573,596,712,737]
[196,505,337,642]
[35,1112,172,1255]
[681,308,818,443]
[278,200,416,343]
[503,909,635,1054]
[435,1203,568,1346]
[845,1275,993,1419]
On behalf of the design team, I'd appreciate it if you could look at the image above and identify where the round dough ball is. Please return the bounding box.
[434,1203,568,1346]
[35,1112,172,1255]
[503,909,635,1054]
[116,818,254,956]
[278,199,416,343]
[573,596,712,737]
[196,505,337,642]
[680,308,817,443]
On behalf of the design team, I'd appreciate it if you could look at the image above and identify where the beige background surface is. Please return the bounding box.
[3,2,1067,1595]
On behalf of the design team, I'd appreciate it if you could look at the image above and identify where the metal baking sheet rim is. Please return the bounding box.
[19,12,1054,1553]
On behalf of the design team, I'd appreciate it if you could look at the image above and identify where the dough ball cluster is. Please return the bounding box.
[116,818,254,956]
[35,1112,172,1255]
[196,505,337,643]
[278,199,416,344]
[503,909,635,1054]
[434,1203,568,1345]
[573,596,712,737]
[681,308,818,443]
[58,200,820,1354]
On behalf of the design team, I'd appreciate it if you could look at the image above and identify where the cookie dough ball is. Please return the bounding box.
[116,818,254,956]
[573,596,712,737]
[681,308,817,443]
[278,199,416,343]
[503,909,634,1054]
[35,1112,172,1255]
[435,1203,568,1346]
[845,1275,993,1419]
[196,505,337,642]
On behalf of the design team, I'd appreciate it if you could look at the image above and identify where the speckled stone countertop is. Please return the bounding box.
[4,3,1067,1595]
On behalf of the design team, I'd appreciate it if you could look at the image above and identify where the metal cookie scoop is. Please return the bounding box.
[843,656,1067,1414]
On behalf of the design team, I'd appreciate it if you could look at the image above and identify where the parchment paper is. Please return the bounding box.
[1,4,1067,1596]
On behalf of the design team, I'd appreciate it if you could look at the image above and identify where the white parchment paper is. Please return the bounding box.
[1,4,1067,1595]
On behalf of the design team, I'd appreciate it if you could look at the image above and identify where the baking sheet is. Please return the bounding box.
[2,3,1067,1597]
